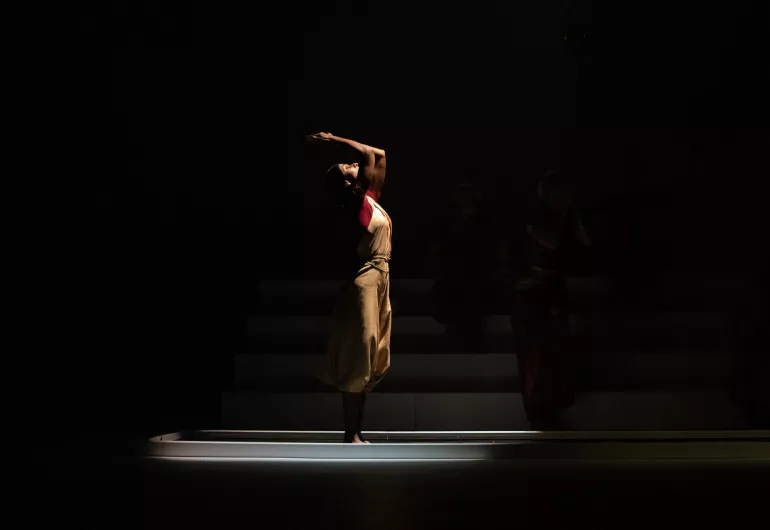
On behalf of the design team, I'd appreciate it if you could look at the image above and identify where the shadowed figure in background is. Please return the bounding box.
[307,132,391,444]
[512,170,592,430]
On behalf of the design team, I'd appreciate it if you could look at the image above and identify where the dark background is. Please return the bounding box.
[286,1,768,280]
[13,1,767,445]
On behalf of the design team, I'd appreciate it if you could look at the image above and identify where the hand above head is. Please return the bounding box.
[306,132,334,142]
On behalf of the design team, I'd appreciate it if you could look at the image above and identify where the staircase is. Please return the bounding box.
[228,274,753,430]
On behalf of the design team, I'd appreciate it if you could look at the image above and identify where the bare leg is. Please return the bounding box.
[357,392,370,443]
[341,392,369,444]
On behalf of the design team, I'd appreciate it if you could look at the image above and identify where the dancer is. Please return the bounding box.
[511,170,591,429]
[307,132,392,443]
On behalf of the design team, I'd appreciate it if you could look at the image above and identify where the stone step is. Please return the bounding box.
[248,313,732,336]
[258,274,754,299]
[256,278,612,315]
[221,391,748,431]
[248,334,729,354]
[247,313,735,353]
[246,336,732,355]
[233,351,733,392]
[256,274,755,314]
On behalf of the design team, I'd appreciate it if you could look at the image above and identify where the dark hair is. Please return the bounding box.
[323,164,345,192]
[323,164,364,209]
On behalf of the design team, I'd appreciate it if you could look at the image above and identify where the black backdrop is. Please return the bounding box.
[13,1,766,444]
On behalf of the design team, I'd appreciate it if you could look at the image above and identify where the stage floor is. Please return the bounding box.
[32,429,764,528]
[144,429,770,460]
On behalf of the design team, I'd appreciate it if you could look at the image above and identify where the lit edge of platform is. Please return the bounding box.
[143,430,770,460]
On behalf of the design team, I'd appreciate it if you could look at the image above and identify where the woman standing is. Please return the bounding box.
[512,171,591,430]
[307,132,392,443]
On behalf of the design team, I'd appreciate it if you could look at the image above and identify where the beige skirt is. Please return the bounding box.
[319,262,392,392]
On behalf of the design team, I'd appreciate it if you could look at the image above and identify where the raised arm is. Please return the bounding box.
[307,132,387,194]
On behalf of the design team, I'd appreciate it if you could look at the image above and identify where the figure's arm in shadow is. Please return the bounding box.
[307,132,387,195]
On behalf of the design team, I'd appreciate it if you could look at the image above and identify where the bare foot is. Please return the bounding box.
[343,433,371,444]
